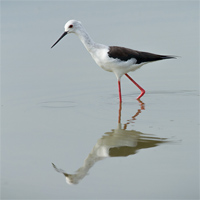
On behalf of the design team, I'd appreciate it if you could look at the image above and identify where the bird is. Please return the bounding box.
[51,20,175,102]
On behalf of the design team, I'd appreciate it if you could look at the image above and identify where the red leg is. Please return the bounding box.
[118,80,122,103]
[125,73,145,100]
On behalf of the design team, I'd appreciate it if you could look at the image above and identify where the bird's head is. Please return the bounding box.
[64,20,82,34]
[51,19,82,48]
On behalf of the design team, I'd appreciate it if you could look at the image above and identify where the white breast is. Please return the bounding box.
[90,47,144,79]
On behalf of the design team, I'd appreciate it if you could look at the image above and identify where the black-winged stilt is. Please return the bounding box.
[51,20,175,102]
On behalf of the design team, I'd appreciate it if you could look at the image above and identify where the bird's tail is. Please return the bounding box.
[161,55,178,60]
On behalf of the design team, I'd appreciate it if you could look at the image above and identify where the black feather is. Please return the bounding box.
[108,46,175,64]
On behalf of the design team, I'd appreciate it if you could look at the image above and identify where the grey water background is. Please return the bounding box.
[1,1,199,199]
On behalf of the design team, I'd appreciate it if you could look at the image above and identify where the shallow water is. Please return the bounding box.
[1,1,199,199]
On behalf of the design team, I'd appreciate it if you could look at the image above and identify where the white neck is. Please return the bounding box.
[75,26,95,51]
[75,25,105,53]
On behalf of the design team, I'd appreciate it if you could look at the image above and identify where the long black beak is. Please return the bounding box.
[51,31,68,48]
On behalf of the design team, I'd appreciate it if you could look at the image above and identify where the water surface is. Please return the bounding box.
[1,1,199,199]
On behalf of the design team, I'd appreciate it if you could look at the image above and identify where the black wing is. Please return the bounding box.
[108,46,175,64]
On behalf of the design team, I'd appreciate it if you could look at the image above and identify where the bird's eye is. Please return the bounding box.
[69,25,73,28]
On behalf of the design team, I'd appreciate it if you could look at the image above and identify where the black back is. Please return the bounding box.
[108,46,174,64]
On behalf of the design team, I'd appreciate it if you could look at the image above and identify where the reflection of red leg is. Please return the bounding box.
[118,80,122,102]
[123,100,145,130]
[118,102,122,124]
[137,99,145,110]
[125,73,145,100]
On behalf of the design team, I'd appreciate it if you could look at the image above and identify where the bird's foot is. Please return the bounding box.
[136,89,145,100]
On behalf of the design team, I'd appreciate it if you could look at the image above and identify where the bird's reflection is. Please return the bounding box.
[52,101,168,185]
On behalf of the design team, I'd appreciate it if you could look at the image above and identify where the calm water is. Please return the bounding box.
[1,1,199,199]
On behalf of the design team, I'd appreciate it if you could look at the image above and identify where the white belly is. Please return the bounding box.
[90,47,145,79]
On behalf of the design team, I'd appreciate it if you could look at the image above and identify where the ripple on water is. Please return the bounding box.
[39,101,77,108]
